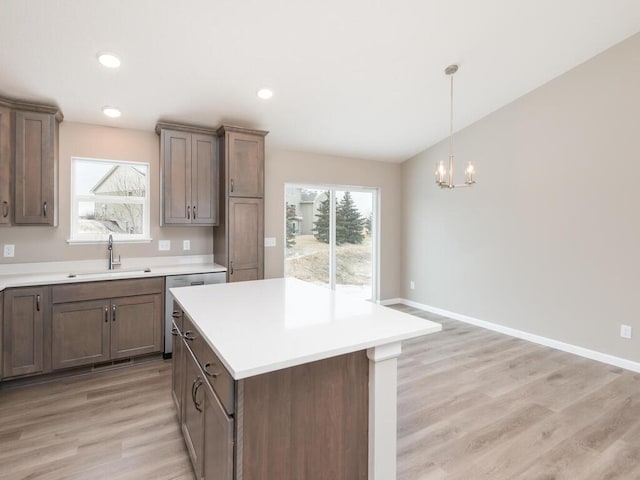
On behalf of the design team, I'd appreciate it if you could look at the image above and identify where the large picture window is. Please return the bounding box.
[69,157,150,243]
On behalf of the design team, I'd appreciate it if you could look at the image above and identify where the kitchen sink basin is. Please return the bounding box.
[67,268,152,278]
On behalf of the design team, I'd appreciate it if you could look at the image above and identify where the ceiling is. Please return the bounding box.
[1,1,639,163]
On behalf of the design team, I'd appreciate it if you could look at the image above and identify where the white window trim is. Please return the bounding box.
[68,157,152,244]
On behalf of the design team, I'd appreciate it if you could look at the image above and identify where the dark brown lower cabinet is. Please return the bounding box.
[52,300,110,370]
[175,309,368,480]
[110,294,162,359]
[182,346,234,480]
[48,278,163,372]
[2,287,47,378]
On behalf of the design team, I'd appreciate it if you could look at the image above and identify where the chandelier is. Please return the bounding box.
[435,64,476,189]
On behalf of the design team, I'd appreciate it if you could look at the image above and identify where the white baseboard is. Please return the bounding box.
[388,298,640,374]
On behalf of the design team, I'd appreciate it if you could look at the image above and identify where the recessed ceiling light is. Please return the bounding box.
[257,88,273,100]
[97,52,121,68]
[102,106,121,118]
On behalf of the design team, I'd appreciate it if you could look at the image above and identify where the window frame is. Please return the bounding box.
[68,157,152,244]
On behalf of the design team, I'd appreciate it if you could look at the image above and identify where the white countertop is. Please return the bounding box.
[171,277,442,379]
[0,255,226,291]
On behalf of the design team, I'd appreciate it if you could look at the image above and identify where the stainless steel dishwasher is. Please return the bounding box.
[164,272,226,356]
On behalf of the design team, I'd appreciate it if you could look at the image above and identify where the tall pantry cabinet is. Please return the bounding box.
[214,125,268,282]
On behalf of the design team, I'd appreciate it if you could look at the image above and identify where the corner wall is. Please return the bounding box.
[401,33,640,362]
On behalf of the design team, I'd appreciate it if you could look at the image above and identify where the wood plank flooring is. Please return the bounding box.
[0,361,194,480]
[0,305,638,479]
[392,304,640,480]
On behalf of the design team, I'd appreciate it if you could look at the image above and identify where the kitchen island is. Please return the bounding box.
[171,278,441,480]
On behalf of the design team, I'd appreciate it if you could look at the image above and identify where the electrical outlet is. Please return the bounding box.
[264,237,276,247]
[410,280,415,290]
[620,324,633,339]
[183,240,191,251]
[3,244,15,257]
[158,240,171,251]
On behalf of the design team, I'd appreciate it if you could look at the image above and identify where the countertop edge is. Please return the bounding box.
[0,263,227,292]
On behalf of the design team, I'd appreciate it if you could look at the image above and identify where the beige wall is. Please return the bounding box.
[0,122,213,264]
[402,33,640,362]
[265,149,403,300]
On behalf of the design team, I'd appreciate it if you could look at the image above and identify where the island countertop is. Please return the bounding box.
[170,277,442,379]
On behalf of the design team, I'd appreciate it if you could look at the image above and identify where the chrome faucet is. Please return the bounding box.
[108,234,121,270]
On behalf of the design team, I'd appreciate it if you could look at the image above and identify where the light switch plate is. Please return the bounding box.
[264,237,276,247]
[158,240,171,251]
[3,244,15,257]
[183,240,191,251]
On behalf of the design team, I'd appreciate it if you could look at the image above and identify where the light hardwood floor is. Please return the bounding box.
[392,304,640,480]
[0,361,194,480]
[1,306,639,479]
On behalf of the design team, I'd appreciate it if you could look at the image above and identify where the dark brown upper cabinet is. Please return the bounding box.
[14,110,58,225]
[157,122,219,226]
[0,106,10,225]
[0,96,62,226]
[225,128,265,198]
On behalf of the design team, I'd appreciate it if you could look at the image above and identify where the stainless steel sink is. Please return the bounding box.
[68,268,151,278]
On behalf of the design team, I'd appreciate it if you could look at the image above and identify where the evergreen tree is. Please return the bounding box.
[312,191,331,243]
[338,192,364,244]
[286,203,297,247]
[365,212,372,236]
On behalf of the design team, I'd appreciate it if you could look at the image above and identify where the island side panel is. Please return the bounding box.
[238,350,369,480]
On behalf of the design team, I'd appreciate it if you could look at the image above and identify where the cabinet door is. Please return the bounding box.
[110,294,162,360]
[3,287,45,378]
[14,111,55,225]
[227,131,264,198]
[191,133,218,225]
[0,106,10,225]
[203,382,234,480]
[182,348,205,479]
[228,197,264,282]
[171,319,184,418]
[52,300,110,370]
[162,129,192,224]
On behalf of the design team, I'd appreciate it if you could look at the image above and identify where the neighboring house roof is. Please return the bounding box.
[90,165,146,195]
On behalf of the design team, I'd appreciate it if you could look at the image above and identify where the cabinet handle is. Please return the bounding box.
[171,310,181,319]
[183,331,197,342]
[203,362,220,378]
[112,304,116,322]
[192,377,203,413]
[229,261,234,275]
[187,205,191,219]
[36,295,41,312]
[104,306,109,323]
[43,201,47,217]
[2,201,8,218]
[230,179,234,192]
[171,327,181,337]
[193,205,196,219]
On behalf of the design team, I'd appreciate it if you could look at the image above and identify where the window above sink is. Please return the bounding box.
[68,157,151,244]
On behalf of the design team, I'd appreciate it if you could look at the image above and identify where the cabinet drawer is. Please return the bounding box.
[183,313,235,415]
[52,277,163,304]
